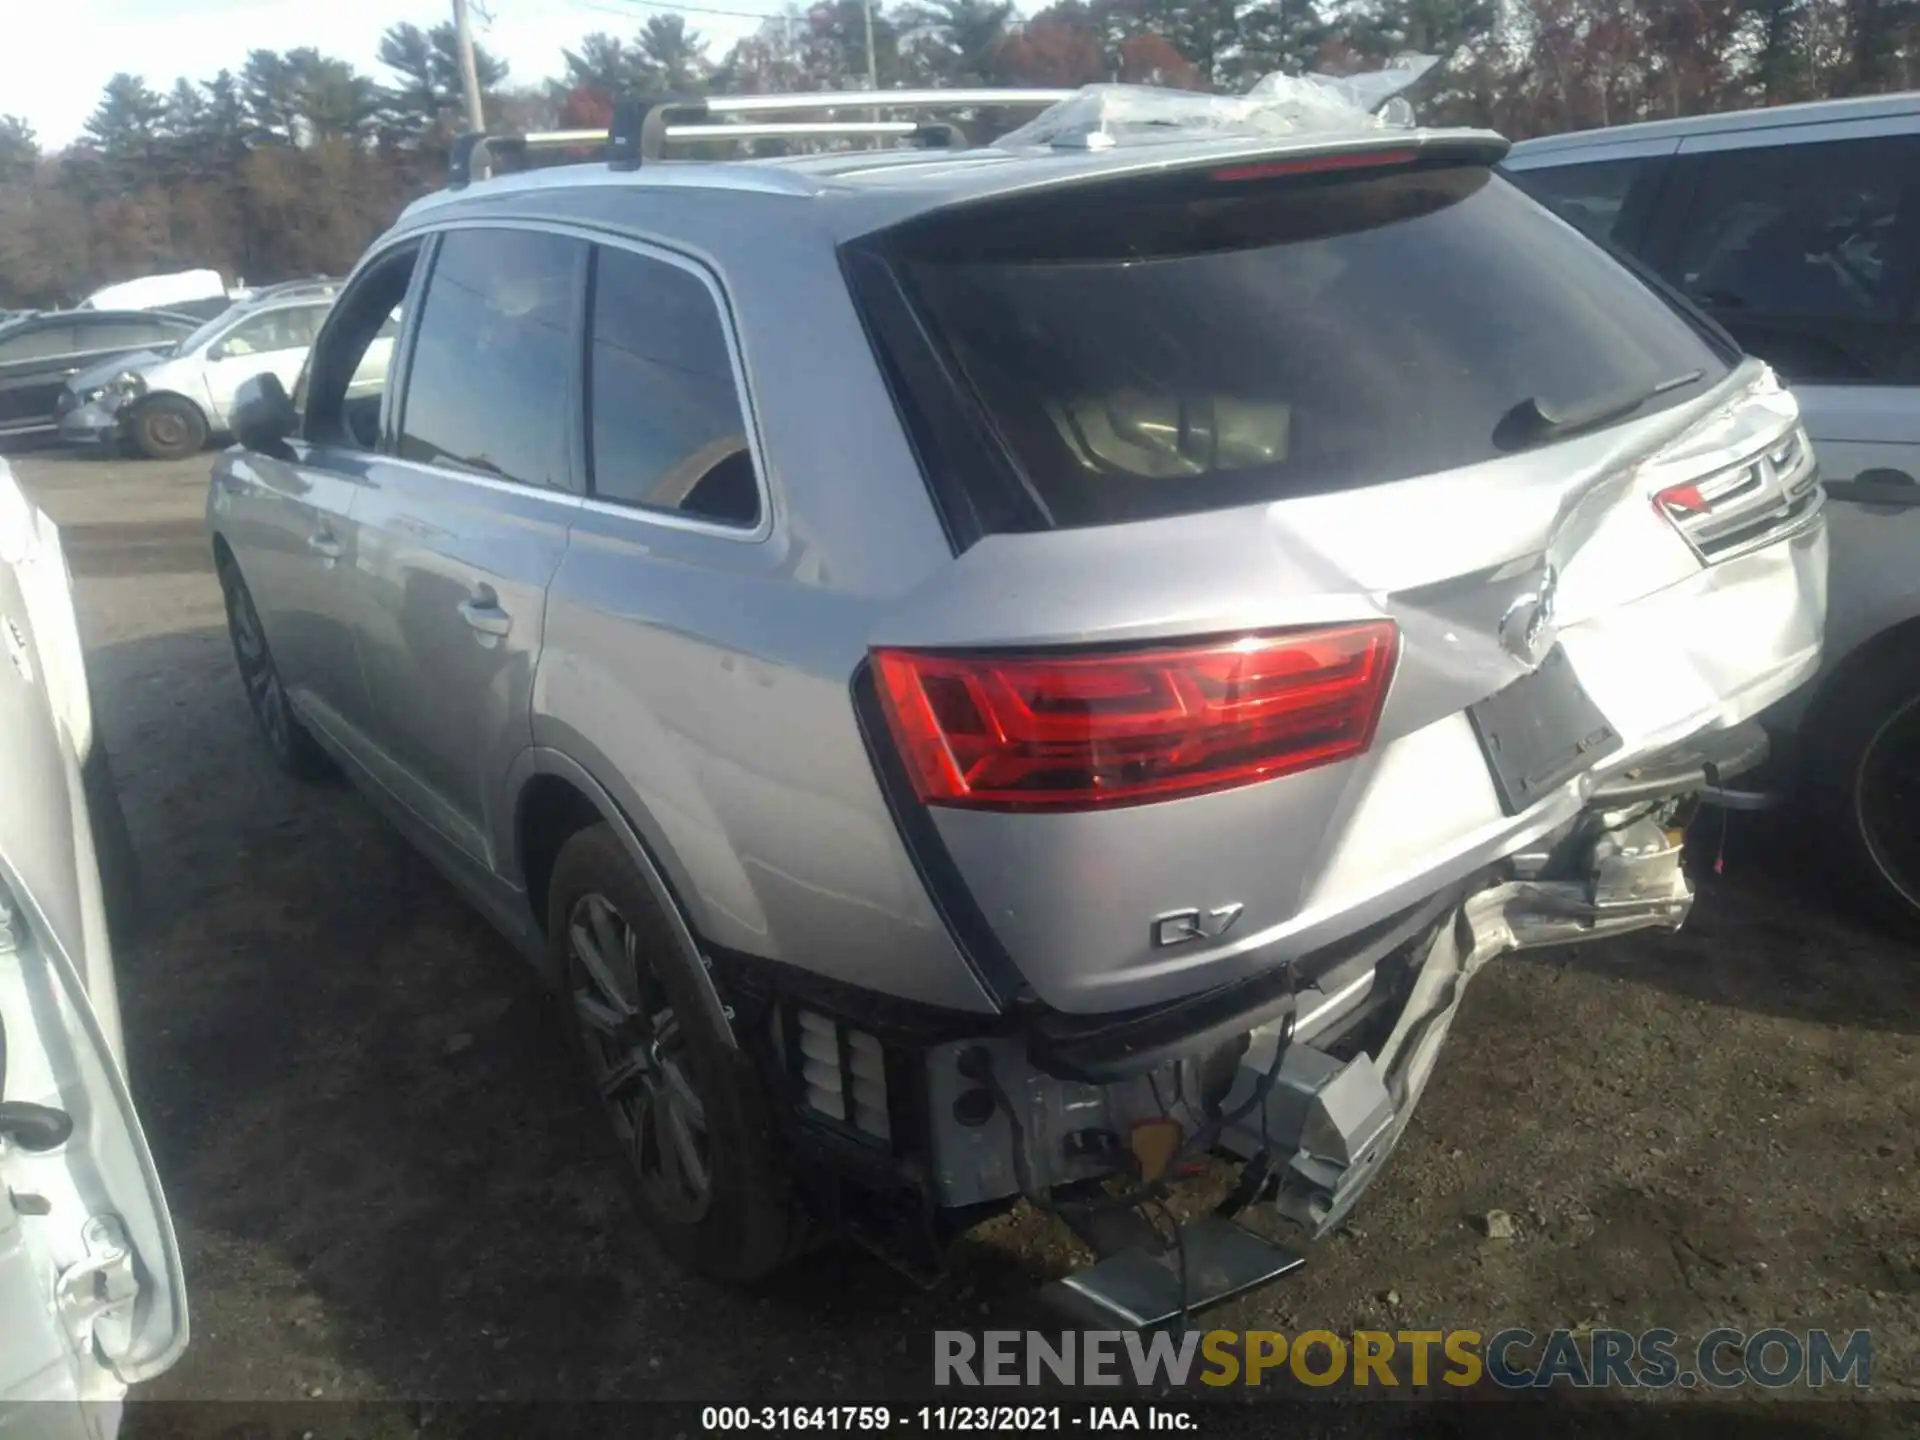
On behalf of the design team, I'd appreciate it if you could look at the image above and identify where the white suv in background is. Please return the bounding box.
[1507,92,1920,934]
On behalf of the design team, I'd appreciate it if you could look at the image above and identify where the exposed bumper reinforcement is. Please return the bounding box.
[1218,841,1694,1241]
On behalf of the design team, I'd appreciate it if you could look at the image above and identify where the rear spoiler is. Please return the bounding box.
[856,129,1514,237]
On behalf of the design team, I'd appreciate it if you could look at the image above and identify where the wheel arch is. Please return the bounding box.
[505,747,740,1049]
[127,389,210,428]
[1799,614,1920,752]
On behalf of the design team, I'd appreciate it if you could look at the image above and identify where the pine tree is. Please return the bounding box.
[561,33,653,96]
[0,116,37,185]
[899,0,1019,84]
[1103,0,1236,87]
[1237,0,1331,83]
[791,0,903,87]
[1842,0,1920,92]
[1745,0,1813,104]
[377,21,508,142]
[1331,0,1496,61]
[241,50,304,145]
[636,14,714,93]
[286,48,382,140]
[83,74,168,157]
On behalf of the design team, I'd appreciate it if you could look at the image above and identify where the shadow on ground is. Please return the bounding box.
[81,620,1920,1415]
[1545,812,1920,1038]
[93,624,1067,1406]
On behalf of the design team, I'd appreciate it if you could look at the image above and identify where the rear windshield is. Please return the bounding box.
[882,163,1733,531]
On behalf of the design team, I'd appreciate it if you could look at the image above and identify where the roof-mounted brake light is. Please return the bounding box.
[1210,148,1420,183]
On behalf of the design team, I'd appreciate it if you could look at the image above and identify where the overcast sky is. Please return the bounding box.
[5,0,795,149]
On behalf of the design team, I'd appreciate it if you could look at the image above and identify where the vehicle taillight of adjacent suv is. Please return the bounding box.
[204,85,1828,1324]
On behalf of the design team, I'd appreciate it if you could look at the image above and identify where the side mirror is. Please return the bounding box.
[232,373,297,457]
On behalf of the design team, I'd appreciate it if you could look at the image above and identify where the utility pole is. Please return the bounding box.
[452,0,486,135]
[863,0,879,147]
[863,0,879,90]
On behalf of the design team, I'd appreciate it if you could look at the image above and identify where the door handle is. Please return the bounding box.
[306,532,342,561]
[458,596,512,638]
[1825,472,1920,506]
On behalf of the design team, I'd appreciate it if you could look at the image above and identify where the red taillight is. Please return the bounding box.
[871,623,1399,812]
[1210,149,1419,183]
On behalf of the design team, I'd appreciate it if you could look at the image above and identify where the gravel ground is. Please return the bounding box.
[11,446,1920,1432]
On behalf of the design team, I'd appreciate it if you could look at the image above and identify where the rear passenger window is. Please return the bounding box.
[585,245,761,528]
[1509,158,1649,247]
[81,320,180,350]
[1657,136,1920,384]
[399,228,580,488]
[0,325,78,362]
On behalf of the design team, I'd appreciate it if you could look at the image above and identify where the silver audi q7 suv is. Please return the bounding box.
[205,88,1829,1322]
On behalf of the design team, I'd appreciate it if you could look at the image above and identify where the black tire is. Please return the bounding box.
[1804,647,1920,939]
[547,823,803,1283]
[128,396,208,461]
[215,555,333,781]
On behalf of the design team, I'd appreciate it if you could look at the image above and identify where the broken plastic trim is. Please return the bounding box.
[996,53,1442,153]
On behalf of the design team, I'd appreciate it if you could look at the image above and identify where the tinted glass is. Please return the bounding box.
[399,228,579,488]
[586,245,760,527]
[1660,136,1920,384]
[160,295,236,322]
[219,304,323,356]
[1507,157,1646,246]
[891,166,1730,530]
[0,324,79,362]
[78,319,186,350]
[173,308,242,355]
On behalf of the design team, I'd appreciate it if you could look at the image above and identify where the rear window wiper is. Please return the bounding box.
[1494,369,1704,452]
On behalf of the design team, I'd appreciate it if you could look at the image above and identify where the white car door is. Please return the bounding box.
[0,461,187,1432]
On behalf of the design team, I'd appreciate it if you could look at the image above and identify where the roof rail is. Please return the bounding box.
[447,87,1077,189]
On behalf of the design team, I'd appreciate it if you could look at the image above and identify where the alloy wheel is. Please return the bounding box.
[224,574,291,755]
[566,891,712,1223]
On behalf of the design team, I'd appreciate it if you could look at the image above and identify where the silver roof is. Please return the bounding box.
[397,126,1510,243]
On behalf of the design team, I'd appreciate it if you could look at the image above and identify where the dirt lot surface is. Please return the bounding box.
[11,447,1920,1432]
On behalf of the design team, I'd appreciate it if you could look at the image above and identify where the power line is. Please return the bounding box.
[564,0,782,24]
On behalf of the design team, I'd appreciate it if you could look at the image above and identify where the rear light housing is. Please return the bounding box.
[871,623,1398,813]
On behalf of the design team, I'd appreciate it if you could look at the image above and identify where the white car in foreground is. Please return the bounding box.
[0,460,186,1434]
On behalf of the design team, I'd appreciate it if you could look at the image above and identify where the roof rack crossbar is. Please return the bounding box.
[660,120,963,143]
[691,88,1074,115]
[448,87,1076,187]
